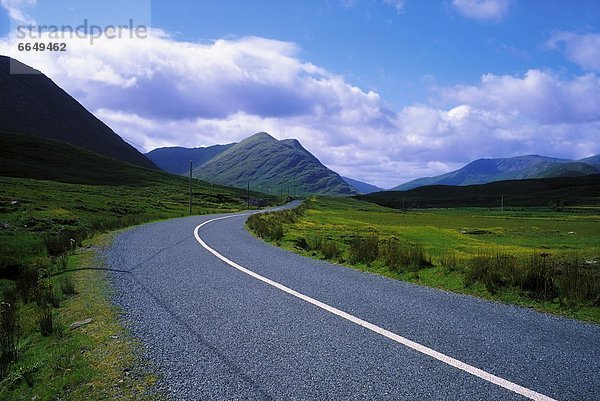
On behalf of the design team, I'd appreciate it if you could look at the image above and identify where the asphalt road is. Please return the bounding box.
[107,204,600,400]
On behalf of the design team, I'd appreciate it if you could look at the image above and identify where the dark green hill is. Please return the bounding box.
[193,132,357,196]
[0,56,157,170]
[146,144,234,174]
[359,175,600,209]
[0,131,181,186]
[392,154,600,190]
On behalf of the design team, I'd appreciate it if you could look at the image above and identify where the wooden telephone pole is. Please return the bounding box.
[189,160,192,214]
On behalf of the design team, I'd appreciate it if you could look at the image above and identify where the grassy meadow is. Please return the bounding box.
[247,197,600,323]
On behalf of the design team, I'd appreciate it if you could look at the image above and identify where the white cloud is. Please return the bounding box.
[451,0,510,22]
[0,0,36,24]
[1,29,599,188]
[547,31,600,72]
[438,69,600,124]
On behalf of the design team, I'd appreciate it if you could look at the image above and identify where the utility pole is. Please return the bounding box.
[501,195,504,212]
[402,197,405,211]
[247,181,250,210]
[188,160,192,215]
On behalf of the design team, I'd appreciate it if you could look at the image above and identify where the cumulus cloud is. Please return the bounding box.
[0,0,36,24]
[547,31,600,72]
[438,69,600,124]
[1,32,387,122]
[451,0,510,22]
[1,28,599,188]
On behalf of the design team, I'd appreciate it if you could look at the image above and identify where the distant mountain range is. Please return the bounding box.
[392,155,600,191]
[0,56,157,170]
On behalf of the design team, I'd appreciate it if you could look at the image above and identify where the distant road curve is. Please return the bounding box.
[108,203,600,400]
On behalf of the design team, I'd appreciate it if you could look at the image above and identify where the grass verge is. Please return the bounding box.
[0,231,160,400]
[246,197,600,324]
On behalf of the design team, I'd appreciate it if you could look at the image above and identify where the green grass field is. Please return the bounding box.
[247,197,600,323]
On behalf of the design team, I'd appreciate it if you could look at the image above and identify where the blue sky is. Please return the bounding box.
[1,0,599,187]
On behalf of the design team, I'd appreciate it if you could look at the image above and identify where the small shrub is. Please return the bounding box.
[53,317,65,339]
[16,265,40,303]
[294,237,310,250]
[321,240,342,260]
[0,300,19,379]
[308,234,324,252]
[57,255,68,270]
[43,231,84,257]
[246,214,284,241]
[58,276,76,296]
[464,253,507,294]
[439,251,458,272]
[554,255,600,307]
[463,251,559,299]
[35,269,59,307]
[269,223,284,241]
[21,366,35,388]
[348,236,379,265]
[380,238,402,270]
[306,234,341,260]
[521,253,557,301]
[38,306,53,337]
[381,239,431,272]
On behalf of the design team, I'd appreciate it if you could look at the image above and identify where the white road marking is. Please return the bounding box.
[193,213,556,401]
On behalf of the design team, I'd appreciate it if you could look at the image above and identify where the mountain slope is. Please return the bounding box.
[193,132,357,195]
[580,155,600,166]
[146,144,234,175]
[342,176,382,194]
[0,131,175,186]
[536,162,600,178]
[393,155,598,190]
[0,56,157,170]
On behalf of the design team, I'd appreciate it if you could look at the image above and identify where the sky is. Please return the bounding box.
[1,0,599,188]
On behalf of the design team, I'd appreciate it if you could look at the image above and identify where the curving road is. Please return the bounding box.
[107,204,600,400]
